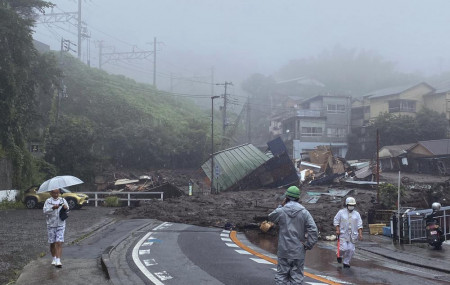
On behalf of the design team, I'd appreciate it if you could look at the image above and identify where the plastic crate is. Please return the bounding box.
[369,223,386,235]
[382,226,391,237]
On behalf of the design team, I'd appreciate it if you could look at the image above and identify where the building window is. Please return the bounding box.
[301,127,323,137]
[388,100,416,113]
[327,128,347,137]
[327,104,346,113]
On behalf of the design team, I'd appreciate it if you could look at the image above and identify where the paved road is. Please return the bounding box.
[14,216,450,285]
[116,222,337,285]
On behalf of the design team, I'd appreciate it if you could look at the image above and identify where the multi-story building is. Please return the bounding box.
[351,82,435,127]
[349,82,446,158]
[280,95,351,158]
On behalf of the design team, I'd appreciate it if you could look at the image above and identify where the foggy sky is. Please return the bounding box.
[34,0,450,98]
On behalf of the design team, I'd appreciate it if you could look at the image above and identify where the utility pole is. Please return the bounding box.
[211,66,215,96]
[376,129,380,203]
[77,0,81,59]
[57,38,76,124]
[98,40,103,69]
[216,81,233,137]
[247,96,251,142]
[153,37,157,86]
[37,4,89,62]
[211,95,220,194]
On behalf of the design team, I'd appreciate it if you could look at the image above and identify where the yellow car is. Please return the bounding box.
[23,186,89,210]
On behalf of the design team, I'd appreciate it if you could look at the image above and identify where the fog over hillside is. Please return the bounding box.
[34,0,450,105]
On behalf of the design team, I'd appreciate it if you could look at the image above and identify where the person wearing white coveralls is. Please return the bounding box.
[333,197,363,268]
[269,186,318,284]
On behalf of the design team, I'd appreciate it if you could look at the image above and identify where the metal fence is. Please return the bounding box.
[406,206,450,244]
[83,191,164,207]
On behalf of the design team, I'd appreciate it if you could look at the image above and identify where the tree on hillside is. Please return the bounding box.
[241,73,276,145]
[276,46,421,96]
[415,108,448,141]
[0,0,58,188]
[348,109,448,158]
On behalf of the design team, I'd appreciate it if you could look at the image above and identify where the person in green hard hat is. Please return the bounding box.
[269,186,318,285]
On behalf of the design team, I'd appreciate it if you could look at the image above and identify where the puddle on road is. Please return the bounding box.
[244,229,449,285]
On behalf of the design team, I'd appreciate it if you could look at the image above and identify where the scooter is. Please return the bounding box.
[424,204,444,249]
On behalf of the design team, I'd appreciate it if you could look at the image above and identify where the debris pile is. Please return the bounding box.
[298,146,378,187]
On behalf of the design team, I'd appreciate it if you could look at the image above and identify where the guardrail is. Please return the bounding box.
[83,191,164,207]
[406,206,450,244]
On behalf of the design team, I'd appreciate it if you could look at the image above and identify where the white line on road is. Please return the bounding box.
[139,249,151,255]
[235,249,251,255]
[143,259,158,266]
[225,243,239,247]
[154,271,173,281]
[132,222,171,285]
[221,237,232,242]
[249,258,273,264]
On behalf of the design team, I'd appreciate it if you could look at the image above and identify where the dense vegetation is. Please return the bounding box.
[0,0,57,188]
[47,55,212,183]
[0,0,214,188]
[347,108,448,158]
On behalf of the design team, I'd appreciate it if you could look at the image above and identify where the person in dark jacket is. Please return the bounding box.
[269,186,318,284]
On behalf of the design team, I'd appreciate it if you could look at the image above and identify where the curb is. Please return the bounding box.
[100,220,159,285]
[357,245,450,274]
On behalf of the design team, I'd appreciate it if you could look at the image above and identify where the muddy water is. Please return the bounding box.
[244,230,449,285]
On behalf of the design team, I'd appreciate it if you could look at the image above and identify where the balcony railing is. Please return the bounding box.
[295,110,323,117]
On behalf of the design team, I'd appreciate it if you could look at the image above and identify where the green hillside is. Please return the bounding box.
[43,54,213,182]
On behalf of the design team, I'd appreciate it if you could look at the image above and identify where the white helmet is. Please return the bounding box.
[432,202,441,211]
[345,197,356,206]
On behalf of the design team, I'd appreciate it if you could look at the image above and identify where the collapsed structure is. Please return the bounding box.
[201,137,298,192]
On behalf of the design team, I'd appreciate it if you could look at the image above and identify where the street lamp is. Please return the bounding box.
[211,95,220,194]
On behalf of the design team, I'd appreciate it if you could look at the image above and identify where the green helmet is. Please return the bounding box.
[285,186,300,199]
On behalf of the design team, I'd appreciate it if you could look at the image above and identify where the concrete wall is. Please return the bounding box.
[0,158,13,190]
[0,190,18,202]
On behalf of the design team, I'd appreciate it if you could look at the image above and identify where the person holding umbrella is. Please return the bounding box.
[39,175,83,268]
[43,188,69,268]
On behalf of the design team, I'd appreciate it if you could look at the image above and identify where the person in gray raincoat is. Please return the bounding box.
[269,186,318,285]
[333,197,363,268]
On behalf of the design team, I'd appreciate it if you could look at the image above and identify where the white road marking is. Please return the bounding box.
[154,271,173,281]
[132,231,164,285]
[139,249,151,255]
[220,233,229,237]
[249,258,273,264]
[317,275,353,284]
[222,230,230,234]
[142,242,154,246]
[272,268,277,271]
[235,249,251,255]
[143,259,158,266]
[221,237,232,242]
[305,282,327,285]
[225,243,239,247]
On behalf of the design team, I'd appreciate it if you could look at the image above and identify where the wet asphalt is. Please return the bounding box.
[6,207,450,285]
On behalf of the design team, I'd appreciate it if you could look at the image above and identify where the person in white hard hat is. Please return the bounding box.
[333,197,363,268]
